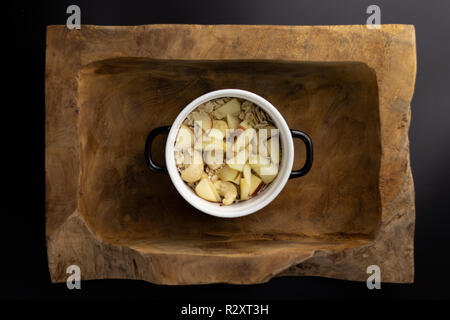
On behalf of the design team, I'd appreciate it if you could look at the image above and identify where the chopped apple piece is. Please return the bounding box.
[240,178,250,200]
[226,149,249,171]
[257,128,269,146]
[203,140,224,152]
[258,140,269,158]
[243,164,251,187]
[226,114,240,130]
[212,98,241,119]
[259,167,278,184]
[203,129,224,144]
[217,165,240,182]
[238,120,253,130]
[249,155,271,170]
[175,125,194,149]
[267,137,280,164]
[257,126,278,141]
[231,172,241,185]
[212,120,229,136]
[202,128,225,151]
[249,174,264,196]
[234,128,256,152]
[227,161,246,172]
[192,111,212,131]
[266,126,278,139]
[195,177,221,202]
[205,128,224,141]
[249,155,279,184]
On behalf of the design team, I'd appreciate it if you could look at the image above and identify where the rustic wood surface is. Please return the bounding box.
[46,25,416,284]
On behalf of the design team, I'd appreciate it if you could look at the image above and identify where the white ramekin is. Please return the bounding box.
[146,89,312,218]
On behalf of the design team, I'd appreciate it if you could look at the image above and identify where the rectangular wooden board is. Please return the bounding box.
[46,25,416,284]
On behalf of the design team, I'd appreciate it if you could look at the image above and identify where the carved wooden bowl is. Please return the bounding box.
[46,25,416,284]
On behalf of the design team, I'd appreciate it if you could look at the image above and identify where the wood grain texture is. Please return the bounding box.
[46,24,416,284]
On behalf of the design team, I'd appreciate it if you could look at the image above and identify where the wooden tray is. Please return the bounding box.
[46,25,416,284]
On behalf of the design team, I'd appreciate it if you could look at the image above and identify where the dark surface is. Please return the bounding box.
[7,0,450,300]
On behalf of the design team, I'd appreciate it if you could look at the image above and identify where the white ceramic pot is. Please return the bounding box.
[145,89,313,218]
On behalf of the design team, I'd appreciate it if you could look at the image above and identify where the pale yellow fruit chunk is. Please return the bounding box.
[231,172,241,185]
[226,149,249,171]
[249,174,264,196]
[212,98,241,119]
[240,178,250,200]
[192,111,212,131]
[217,165,240,182]
[175,125,194,149]
[243,164,251,187]
[249,155,278,184]
[234,128,256,152]
[202,128,224,153]
[212,120,229,136]
[267,137,280,164]
[238,120,253,130]
[195,177,221,202]
[226,114,240,130]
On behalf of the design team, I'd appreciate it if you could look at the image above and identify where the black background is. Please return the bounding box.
[6,0,450,301]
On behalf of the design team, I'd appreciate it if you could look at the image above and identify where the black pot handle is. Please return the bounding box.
[289,129,313,179]
[145,125,171,175]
